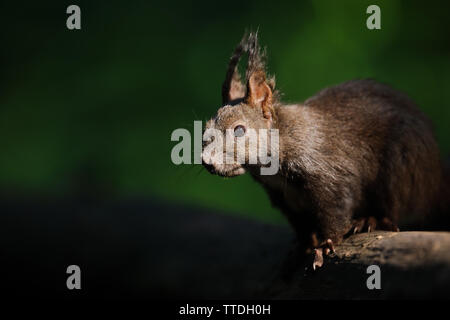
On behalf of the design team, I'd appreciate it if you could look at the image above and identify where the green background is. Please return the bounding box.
[1,0,449,224]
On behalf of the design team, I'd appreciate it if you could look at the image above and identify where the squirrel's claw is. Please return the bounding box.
[312,248,323,270]
[351,216,399,234]
[312,239,335,270]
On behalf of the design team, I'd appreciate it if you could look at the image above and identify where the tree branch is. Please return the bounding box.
[264,231,450,299]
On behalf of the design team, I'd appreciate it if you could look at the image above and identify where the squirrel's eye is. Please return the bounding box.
[234,125,246,137]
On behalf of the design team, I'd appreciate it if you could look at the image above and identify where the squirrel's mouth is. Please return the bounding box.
[202,161,246,177]
[220,166,246,177]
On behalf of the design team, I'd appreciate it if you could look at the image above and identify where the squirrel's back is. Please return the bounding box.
[276,79,446,230]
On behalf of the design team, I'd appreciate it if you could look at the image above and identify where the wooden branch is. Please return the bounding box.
[264,231,450,299]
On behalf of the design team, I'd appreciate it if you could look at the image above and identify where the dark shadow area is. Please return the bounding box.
[0,195,292,299]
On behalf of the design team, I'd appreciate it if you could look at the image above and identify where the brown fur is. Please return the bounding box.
[203,32,449,249]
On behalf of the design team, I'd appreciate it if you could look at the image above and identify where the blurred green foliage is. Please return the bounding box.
[1,0,449,224]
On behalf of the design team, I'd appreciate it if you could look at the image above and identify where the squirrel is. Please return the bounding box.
[201,32,450,269]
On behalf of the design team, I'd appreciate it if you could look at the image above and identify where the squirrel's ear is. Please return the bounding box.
[222,36,246,105]
[246,70,273,121]
[223,70,246,104]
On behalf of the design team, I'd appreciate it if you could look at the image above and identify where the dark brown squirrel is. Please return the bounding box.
[201,32,450,269]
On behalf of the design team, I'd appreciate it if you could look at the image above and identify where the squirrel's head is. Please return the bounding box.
[202,32,279,177]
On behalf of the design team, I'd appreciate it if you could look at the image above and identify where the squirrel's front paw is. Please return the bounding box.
[351,216,400,234]
[311,238,335,270]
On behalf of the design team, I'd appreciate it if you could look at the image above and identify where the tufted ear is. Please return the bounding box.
[223,31,277,121]
[222,35,246,105]
[223,70,246,104]
[246,70,273,121]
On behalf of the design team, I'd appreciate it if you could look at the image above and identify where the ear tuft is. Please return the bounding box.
[243,32,275,121]
[222,33,247,105]
[222,31,278,122]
